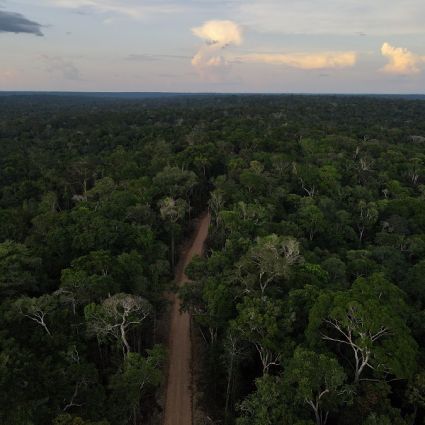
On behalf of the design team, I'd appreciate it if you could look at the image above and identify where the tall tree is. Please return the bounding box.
[308,274,418,384]
[158,197,187,268]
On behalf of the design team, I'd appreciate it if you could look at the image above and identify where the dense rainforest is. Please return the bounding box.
[0,94,424,425]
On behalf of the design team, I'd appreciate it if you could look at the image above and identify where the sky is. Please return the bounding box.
[1,0,425,93]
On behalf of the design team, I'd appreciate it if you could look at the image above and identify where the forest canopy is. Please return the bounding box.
[0,94,425,425]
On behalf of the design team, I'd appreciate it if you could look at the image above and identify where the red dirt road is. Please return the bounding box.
[164,212,211,425]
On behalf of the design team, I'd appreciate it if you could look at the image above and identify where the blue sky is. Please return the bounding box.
[1,0,424,92]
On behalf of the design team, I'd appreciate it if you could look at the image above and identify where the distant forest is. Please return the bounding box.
[0,94,425,425]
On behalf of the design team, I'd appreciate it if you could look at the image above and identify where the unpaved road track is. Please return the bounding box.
[164,212,211,425]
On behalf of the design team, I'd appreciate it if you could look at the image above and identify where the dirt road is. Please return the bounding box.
[164,212,211,425]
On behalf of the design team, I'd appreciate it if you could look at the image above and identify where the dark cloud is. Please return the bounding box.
[0,10,43,36]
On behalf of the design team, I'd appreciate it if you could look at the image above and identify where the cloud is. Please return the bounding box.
[238,51,357,70]
[380,42,425,75]
[191,20,243,81]
[0,10,43,35]
[126,53,189,62]
[192,20,243,47]
[48,0,181,19]
[41,56,81,80]
[190,19,358,80]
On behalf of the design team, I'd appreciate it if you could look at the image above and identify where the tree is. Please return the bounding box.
[67,158,98,201]
[407,370,425,425]
[286,348,349,425]
[158,197,187,268]
[237,374,297,425]
[0,241,41,297]
[105,146,140,182]
[321,257,347,286]
[219,201,269,238]
[239,161,268,195]
[85,177,116,206]
[85,294,152,357]
[57,252,118,314]
[308,274,418,384]
[153,166,198,206]
[232,296,284,374]
[405,156,424,186]
[318,165,341,195]
[355,201,378,245]
[109,346,164,425]
[405,259,425,308]
[180,277,233,345]
[296,164,319,198]
[223,332,245,424]
[53,414,109,425]
[236,234,301,296]
[59,353,105,416]
[346,250,378,280]
[297,199,325,241]
[15,294,57,336]
[209,189,225,228]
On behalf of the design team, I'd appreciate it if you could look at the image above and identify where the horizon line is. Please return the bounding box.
[1,90,425,96]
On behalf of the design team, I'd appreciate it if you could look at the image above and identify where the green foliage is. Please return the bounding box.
[109,347,165,423]
[308,274,418,383]
[53,413,109,425]
[237,374,296,425]
[0,241,41,297]
[286,348,350,424]
[235,234,301,296]
[231,296,286,373]
[297,198,326,241]
[1,94,425,425]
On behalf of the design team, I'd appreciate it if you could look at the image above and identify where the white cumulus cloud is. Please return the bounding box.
[381,42,425,75]
[191,20,243,81]
[192,20,243,48]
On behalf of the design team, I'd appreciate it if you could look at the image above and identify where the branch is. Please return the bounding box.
[63,381,84,411]
[318,389,330,400]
